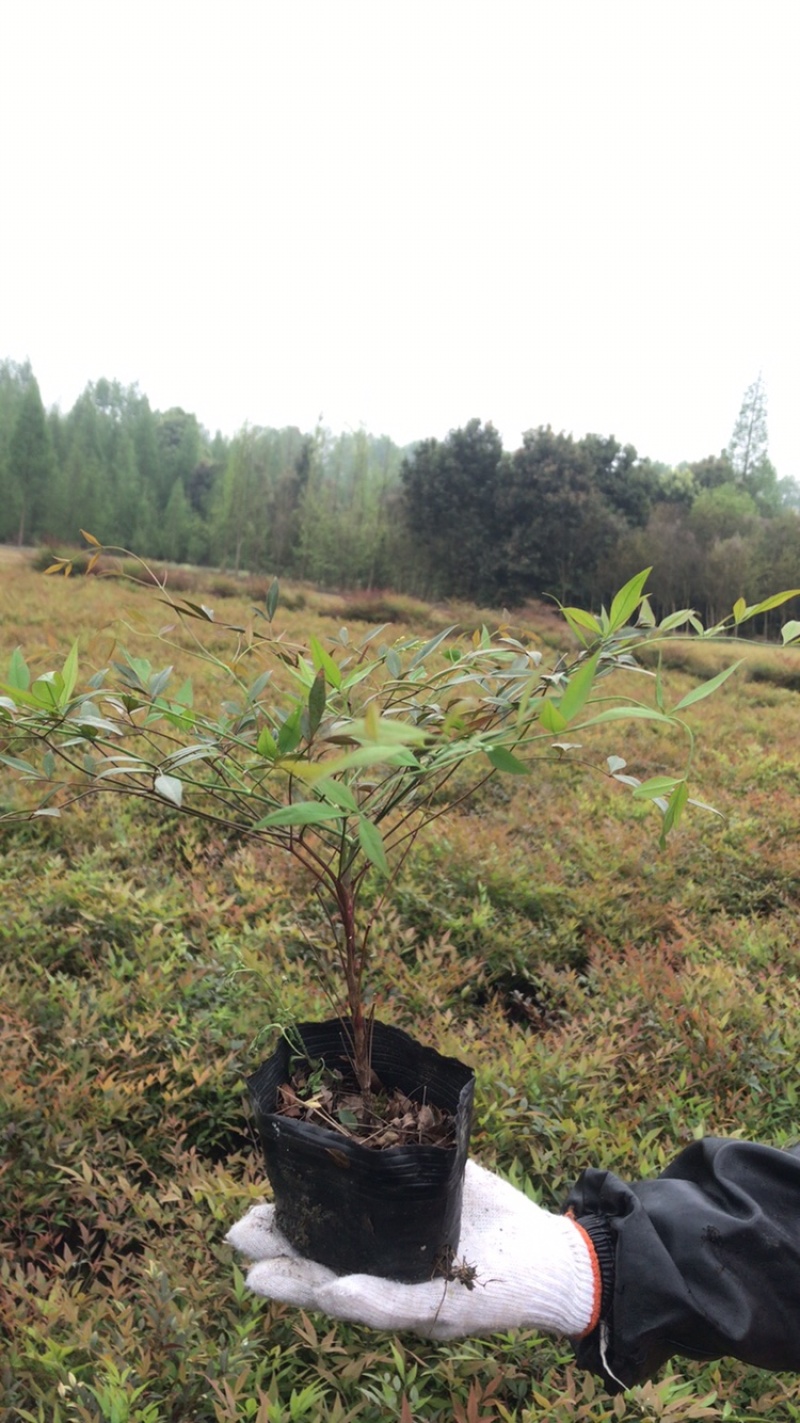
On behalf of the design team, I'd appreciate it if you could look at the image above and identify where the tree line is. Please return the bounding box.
[1,359,797,623]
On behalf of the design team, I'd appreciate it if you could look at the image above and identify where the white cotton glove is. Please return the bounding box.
[225,1160,599,1341]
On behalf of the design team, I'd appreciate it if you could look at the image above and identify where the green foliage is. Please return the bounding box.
[727,373,781,513]
[6,377,56,545]
[400,419,506,601]
[4,553,791,1087]
[3,569,800,1417]
[3,357,800,621]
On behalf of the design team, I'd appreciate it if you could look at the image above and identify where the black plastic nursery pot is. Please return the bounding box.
[247,1018,475,1283]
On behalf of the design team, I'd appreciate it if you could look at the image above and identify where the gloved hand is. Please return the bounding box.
[225,1160,599,1341]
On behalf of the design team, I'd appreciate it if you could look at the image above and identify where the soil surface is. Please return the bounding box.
[276,1062,456,1150]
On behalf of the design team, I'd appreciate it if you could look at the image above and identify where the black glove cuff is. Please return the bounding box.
[575,1213,615,1321]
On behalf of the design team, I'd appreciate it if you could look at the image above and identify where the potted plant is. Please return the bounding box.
[1,542,796,1279]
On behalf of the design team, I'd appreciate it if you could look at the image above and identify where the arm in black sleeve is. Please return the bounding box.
[565,1137,800,1393]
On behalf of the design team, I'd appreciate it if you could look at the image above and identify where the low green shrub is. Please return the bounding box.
[3,569,800,1419]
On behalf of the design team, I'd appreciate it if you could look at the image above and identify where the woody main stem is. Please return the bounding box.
[336,880,371,1094]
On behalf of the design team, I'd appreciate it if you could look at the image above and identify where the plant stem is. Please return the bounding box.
[335,878,372,1093]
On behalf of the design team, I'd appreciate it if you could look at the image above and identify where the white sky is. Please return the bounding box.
[2,0,798,474]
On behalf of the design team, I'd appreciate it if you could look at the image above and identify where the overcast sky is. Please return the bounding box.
[2,0,798,475]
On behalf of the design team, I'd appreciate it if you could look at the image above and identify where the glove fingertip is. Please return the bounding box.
[247,1256,336,1305]
[226,1204,289,1260]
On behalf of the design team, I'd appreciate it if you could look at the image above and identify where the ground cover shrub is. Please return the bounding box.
[2,566,800,1419]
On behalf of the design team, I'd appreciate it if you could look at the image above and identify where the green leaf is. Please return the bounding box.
[7,647,30,692]
[181,599,215,622]
[149,666,174,698]
[637,596,656,628]
[248,670,272,701]
[607,569,652,632]
[655,654,665,712]
[307,668,326,737]
[781,620,800,645]
[732,597,747,625]
[743,589,800,620]
[314,778,359,812]
[60,641,79,702]
[337,1108,359,1128]
[116,655,151,691]
[558,651,600,723]
[632,776,683,800]
[673,661,741,711]
[253,802,346,829]
[276,706,303,756]
[486,745,529,774]
[31,673,64,710]
[72,713,121,737]
[687,795,725,819]
[266,577,280,621]
[607,756,641,789]
[358,817,389,875]
[561,606,602,637]
[292,655,315,690]
[347,715,429,747]
[340,663,378,693]
[309,637,342,690]
[357,623,389,650]
[0,753,38,776]
[157,596,213,622]
[407,626,457,670]
[658,608,698,633]
[162,744,215,770]
[539,698,568,734]
[659,779,690,845]
[154,773,183,807]
[306,744,420,777]
[581,706,675,729]
[256,726,278,759]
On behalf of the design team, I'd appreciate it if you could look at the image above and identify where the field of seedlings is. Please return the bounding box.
[2,555,800,1423]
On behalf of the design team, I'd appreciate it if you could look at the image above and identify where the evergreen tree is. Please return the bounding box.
[61,393,106,540]
[156,408,201,508]
[270,433,312,574]
[162,478,193,563]
[728,375,769,484]
[582,434,656,527]
[498,427,621,606]
[132,398,162,516]
[400,420,505,601]
[8,378,55,544]
[0,360,36,541]
[112,427,146,549]
[727,376,781,512]
[221,426,262,572]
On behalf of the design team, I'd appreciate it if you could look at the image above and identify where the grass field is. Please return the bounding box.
[2,558,800,1422]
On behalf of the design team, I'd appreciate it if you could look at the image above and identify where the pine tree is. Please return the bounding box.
[8,378,55,544]
[727,375,780,510]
